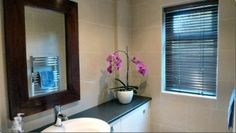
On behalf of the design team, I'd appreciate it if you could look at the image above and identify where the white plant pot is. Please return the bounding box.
[117,90,134,104]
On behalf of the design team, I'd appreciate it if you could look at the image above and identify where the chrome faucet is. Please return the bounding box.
[11,113,24,133]
[54,105,68,127]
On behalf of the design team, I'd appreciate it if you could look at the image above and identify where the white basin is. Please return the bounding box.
[41,118,111,132]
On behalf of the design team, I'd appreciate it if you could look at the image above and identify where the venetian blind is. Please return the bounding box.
[164,0,218,96]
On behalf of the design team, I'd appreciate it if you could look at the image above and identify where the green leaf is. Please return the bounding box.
[109,86,126,90]
[115,78,126,87]
[128,85,138,89]
[126,86,138,90]
[125,86,138,92]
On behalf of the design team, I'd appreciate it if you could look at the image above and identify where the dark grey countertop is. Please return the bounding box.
[31,95,151,132]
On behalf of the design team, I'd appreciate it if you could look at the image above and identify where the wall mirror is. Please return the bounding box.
[4,0,80,119]
[25,6,67,98]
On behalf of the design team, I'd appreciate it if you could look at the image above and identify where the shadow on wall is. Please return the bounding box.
[138,81,148,95]
[98,70,115,103]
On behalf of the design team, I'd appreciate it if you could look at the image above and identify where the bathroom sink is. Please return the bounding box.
[41,118,110,132]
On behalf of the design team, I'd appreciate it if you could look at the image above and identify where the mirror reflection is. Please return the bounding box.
[25,6,67,98]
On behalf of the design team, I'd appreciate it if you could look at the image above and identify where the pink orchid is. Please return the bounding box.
[132,57,147,76]
[106,54,113,62]
[106,52,147,76]
[105,49,148,93]
[107,65,113,74]
[136,62,147,76]
[106,52,122,73]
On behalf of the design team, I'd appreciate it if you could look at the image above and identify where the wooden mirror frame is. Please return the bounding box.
[3,0,80,119]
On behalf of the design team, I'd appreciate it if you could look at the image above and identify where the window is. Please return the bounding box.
[163,0,218,96]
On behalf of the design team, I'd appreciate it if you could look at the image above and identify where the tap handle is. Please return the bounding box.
[54,105,62,114]
[17,113,24,117]
[54,105,61,110]
[58,114,68,121]
[16,113,24,122]
[54,117,63,127]
[12,113,24,133]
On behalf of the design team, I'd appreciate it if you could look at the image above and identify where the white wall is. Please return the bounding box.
[130,0,236,132]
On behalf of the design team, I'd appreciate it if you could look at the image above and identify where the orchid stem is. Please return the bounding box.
[126,46,129,87]
[115,46,129,87]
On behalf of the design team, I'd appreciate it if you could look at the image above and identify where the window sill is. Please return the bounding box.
[162,90,217,100]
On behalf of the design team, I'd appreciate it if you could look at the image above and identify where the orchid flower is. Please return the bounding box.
[105,50,147,93]
[106,52,122,73]
[131,57,147,76]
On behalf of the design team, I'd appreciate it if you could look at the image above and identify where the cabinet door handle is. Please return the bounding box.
[143,109,146,114]
[111,126,114,132]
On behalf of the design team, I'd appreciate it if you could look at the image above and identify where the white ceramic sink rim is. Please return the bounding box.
[41,117,110,132]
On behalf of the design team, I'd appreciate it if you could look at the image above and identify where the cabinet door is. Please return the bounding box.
[120,102,150,132]
[110,119,121,132]
[234,99,236,132]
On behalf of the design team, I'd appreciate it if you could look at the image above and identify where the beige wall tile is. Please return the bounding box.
[216,80,235,110]
[0,0,8,130]
[218,49,235,81]
[130,0,146,6]
[131,4,140,29]
[219,0,236,21]
[139,75,161,97]
[79,22,115,54]
[95,0,115,27]
[78,0,97,23]
[152,123,187,132]
[186,106,211,132]
[0,53,8,130]
[117,0,131,28]
[219,20,236,50]
[80,53,108,81]
[207,109,228,132]
[131,26,161,53]
[117,27,131,50]
[154,100,188,128]
[131,0,161,29]
[139,1,161,28]
[131,0,236,132]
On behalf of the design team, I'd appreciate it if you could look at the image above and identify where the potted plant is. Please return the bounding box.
[106,48,147,104]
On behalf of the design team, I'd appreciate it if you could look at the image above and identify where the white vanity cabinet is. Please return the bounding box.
[110,102,150,132]
[110,119,121,132]
[233,98,236,132]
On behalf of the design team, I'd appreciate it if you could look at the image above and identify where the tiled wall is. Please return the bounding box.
[0,0,235,132]
[0,0,121,131]
[0,0,5,130]
[130,0,236,132]
[116,0,132,83]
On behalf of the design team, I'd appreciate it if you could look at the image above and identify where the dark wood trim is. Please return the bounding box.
[3,0,80,119]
